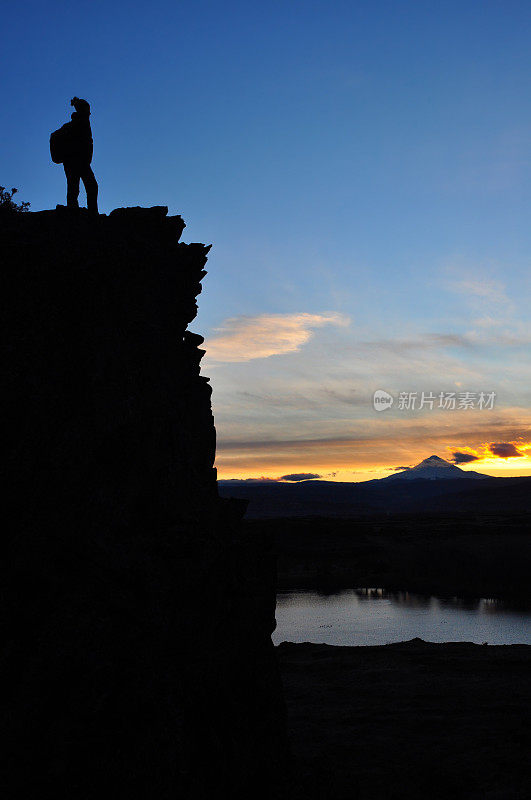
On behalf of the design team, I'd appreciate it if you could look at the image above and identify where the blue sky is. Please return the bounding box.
[2,0,530,478]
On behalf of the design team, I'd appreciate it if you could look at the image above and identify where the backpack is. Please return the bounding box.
[49,123,72,164]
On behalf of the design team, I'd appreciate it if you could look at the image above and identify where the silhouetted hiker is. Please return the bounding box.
[50,97,98,214]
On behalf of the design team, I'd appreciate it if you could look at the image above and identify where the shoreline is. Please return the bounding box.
[276,636,531,648]
[276,581,531,603]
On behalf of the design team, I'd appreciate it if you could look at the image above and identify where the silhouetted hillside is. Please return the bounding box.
[219,475,531,517]
[246,513,531,598]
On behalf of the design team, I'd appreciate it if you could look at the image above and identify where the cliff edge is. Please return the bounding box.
[2,207,288,799]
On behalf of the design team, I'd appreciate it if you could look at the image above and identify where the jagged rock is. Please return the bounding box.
[2,208,288,799]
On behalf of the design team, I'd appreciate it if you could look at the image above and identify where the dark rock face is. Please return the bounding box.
[2,208,288,799]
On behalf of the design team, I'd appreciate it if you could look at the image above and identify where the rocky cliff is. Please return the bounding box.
[2,207,288,799]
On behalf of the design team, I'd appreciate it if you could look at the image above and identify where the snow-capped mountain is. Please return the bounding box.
[383,455,488,481]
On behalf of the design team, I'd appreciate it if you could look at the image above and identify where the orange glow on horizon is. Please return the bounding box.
[215,439,531,482]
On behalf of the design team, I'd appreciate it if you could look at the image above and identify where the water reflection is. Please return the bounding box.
[438,597,481,611]
[481,597,531,615]
[273,587,531,647]
[336,587,529,614]
[355,587,433,608]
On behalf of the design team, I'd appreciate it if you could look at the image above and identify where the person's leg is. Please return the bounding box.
[63,162,80,208]
[80,165,99,214]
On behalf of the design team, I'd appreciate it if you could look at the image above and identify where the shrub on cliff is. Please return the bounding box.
[0,186,30,213]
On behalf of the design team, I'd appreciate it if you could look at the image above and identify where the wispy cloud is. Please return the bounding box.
[449,278,509,303]
[215,407,531,473]
[202,267,530,480]
[204,312,349,363]
[440,268,531,348]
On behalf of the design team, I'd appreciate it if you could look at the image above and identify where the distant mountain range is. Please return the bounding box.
[218,455,530,518]
[380,455,488,481]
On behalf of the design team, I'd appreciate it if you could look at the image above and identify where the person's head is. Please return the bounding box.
[70,97,91,116]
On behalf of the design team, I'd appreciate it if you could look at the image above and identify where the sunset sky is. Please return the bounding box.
[2,0,530,480]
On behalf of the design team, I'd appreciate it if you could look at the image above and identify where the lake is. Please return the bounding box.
[273,588,531,646]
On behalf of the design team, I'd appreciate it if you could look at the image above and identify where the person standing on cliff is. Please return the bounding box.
[50,97,98,214]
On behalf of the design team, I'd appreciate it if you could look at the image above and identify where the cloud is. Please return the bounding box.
[214,407,531,475]
[204,283,531,479]
[392,465,412,471]
[218,472,323,482]
[357,333,472,353]
[280,472,321,481]
[450,451,481,464]
[450,278,508,303]
[444,272,529,345]
[205,312,349,363]
[488,442,522,458]
[218,477,278,483]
